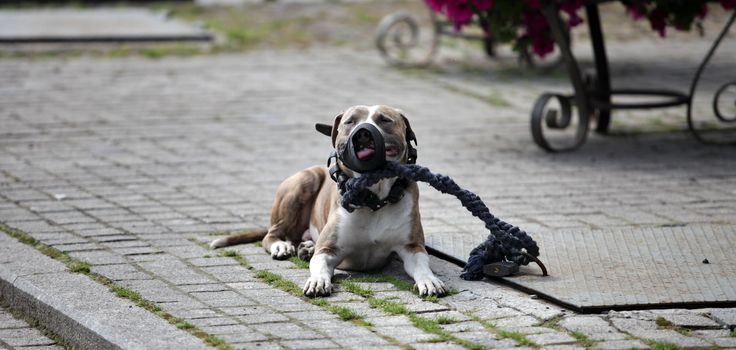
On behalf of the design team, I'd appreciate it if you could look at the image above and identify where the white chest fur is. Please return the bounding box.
[334,179,414,270]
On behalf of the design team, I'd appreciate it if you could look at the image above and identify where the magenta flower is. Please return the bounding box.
[626,5,645,21]
[475,0,494,11]
[526,0,542,10]
[648,9,667,37]
[422,0,734,58]
[445,0,475,30]
[532,37,554,57]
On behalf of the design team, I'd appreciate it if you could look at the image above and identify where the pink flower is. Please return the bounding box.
[626,5,645,21]
[559,0,583,16]
[648,9,667,37]
[532,37,555,57]
[445,0,475,30]
[526,0,542,10]
[474,0,493,11]
[568,12,583,27]
[721,0,736,10]
[523,11,548,36]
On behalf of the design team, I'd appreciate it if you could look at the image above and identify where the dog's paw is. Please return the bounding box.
[297,241,315,261]
[270,241,295,260]
[303,275,332,297]
[414,275,447,297]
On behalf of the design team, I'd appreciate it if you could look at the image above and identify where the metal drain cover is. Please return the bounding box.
[427,225,736,312]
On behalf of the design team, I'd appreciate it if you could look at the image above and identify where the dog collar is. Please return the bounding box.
[327,151,409,212]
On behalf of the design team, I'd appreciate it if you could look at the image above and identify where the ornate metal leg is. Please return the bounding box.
[585,4,611,134]
[687,11,736,144]
[375,9,440,67]
[530,1,590,152]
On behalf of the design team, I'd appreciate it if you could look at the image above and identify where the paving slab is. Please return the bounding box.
[448,225,736,312]
[0,232,206,350]
[0,8,211,43]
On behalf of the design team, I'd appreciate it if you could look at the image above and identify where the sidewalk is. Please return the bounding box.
[0,43,735,349]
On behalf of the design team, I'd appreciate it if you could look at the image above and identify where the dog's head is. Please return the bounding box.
[316,105,416,174]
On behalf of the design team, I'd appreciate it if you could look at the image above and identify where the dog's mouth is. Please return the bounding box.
[353,129,400,161]
[354,129,376,161]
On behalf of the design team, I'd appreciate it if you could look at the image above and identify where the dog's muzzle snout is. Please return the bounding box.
[341,123,386,172]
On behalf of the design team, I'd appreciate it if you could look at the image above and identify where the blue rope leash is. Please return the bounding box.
[341,161,544,280]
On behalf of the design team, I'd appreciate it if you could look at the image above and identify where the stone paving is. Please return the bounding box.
[0,36,735,349]
[0,304,62,350]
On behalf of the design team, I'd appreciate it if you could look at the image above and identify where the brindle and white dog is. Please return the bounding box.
[211,105,447,297]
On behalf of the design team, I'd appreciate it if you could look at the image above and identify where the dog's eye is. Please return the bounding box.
[378,115,393,124]
[344,119,355,125]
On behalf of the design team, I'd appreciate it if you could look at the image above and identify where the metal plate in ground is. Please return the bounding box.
[427,225,736,312]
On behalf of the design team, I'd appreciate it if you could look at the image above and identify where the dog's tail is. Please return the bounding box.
[209,228,268,249]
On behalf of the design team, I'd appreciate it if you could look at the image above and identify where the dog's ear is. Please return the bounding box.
[315,123,332,137]
[330,114,343,146]
[401,114,417,145]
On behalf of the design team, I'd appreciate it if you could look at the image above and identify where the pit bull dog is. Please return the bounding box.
[210,105,447,297]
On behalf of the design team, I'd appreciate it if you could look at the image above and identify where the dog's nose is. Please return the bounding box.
[356,129,372,147]
[342,123,386,172]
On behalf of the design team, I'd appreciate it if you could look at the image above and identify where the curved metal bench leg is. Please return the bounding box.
[375,9,440,67]
[530,1,590,152]
[686,11,736,144]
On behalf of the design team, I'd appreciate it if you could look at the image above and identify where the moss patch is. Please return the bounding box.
[646,340,681,350]
[570,331,595,348]
[288,256,310,269]
[340,281,374,298]
[368,297,409,316]
[498,330,536,347]
[68,260,91,274]
[655,317,673,328]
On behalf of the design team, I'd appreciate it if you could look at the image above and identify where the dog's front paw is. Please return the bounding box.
[270,241,295,260]
[297,241,315,261]
[303,275,332,297]
[414,275,447,297]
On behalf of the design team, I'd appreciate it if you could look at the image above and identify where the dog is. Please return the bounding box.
[210,105,447,297]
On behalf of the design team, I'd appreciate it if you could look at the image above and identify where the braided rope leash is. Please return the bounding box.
[341,161,547,280]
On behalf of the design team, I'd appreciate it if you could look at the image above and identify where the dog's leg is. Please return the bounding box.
[262,223,296,260]
[397,244,447,296]
[263,167,325,260]
[303,220,341,297]
[303,252,340,297]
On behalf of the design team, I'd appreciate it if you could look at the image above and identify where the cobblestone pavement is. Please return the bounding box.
[0,37,735,350]
[0,305,62,350]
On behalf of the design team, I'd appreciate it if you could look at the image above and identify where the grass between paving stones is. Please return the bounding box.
[656,317,674,328]
[654,316,693,337]
[644,340,682,350]
[347,274,458,303]
[288,256,310,269]
[210,245,484,350]
[471,316,537,347]
[569,331,596,349]
[0,224,232,350]
[213,249,376,329]
[731,330,736,337]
